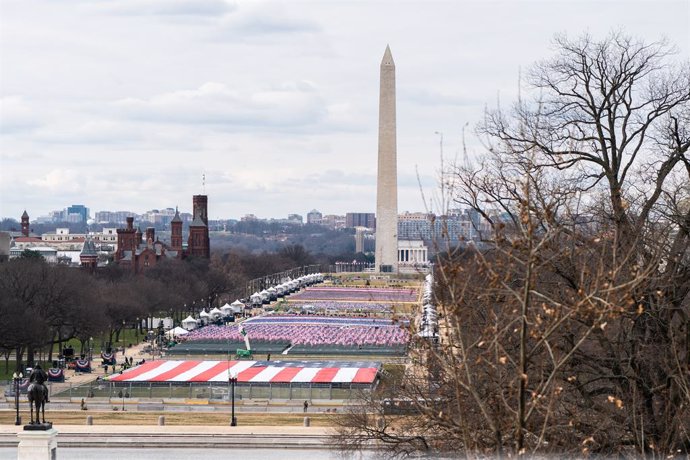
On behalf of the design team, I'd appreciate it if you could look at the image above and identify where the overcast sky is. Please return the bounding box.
[1,0,688,221]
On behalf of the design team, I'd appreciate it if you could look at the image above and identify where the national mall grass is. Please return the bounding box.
[0,410,334,426]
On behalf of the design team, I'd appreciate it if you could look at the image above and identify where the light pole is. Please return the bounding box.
[229,374,237,426]
[434,131,443,158]
[13,372,23,425]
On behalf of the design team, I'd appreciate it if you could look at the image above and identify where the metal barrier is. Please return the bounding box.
[50,380,372,401]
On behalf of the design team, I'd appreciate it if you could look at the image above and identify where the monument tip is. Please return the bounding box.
[381,45,394,67]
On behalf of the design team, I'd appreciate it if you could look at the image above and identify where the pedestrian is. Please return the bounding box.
[266,353,271,361]
[80,398,87,410]
[303,400,309,413]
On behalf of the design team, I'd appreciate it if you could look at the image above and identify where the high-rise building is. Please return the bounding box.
[66,204,89,223]
[355,227,367,253]
[306,209,323,225]
[346,212,376,230]
[375,45,398,273]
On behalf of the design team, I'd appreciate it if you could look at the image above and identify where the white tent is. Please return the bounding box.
[181,315,198,330]
[220,303,233,316]
[230,300,244,313]
[165,326,189,338]
[209,307,223,319]
[199,309,211,325]
[250,292,262,306]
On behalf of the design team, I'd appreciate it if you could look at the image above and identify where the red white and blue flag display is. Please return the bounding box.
[48,368,65,382]
[75,359,91,372]
[101,352,116,365]
[107,360,380,384]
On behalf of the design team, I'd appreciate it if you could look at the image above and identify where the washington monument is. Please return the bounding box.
[375,45,398,273]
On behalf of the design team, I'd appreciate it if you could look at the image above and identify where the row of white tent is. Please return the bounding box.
[419,273,439,341]
[249,273,324,307]
[180,300,246,331]
[176,273,324,333]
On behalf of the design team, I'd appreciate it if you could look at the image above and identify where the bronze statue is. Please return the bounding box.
[27,364,49,425]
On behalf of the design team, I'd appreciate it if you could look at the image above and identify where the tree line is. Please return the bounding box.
[0,244,326,373]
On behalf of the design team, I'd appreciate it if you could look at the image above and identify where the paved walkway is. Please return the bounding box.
[49,340,154,396]
[0,424,339,449]
[0,424,331,435]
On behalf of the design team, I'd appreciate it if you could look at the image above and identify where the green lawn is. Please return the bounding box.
[0,328,145,380]
[0,360,54,381]
[61,328,144,356]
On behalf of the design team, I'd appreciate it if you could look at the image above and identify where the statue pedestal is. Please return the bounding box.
[17,427,57,460]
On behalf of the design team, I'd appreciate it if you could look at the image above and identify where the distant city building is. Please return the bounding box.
[306,209,323,225]
[95,211,138,224]
[321,214,346,230]
[141,207,178,225]
[42,228,83,243]
[346,212,376,229]
[95,228,118,246]
[397,209,492,244]
[9,246,58,263]
[66,204,89,223]
[399,211,432,222]
[354,227,370,253]
[287,214,303,224]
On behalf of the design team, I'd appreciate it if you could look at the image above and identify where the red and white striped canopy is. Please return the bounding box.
[107,360,380,384]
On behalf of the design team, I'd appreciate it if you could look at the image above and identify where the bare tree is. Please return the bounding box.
[462,31,690,456]
[335,31,690,458]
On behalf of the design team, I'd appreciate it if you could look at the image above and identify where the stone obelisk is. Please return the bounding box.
[375,45,398,273]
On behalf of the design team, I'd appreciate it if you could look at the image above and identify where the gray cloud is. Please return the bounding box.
[92,0,236,17]
[210,4,320,41]
[1,0,688,219]
[399,87,480,108]
[112,82,328,129]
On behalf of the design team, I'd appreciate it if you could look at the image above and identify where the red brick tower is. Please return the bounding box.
[116,217,138,261]
[170,207,183,256]
[145,227,155,246]
[21,210,30,237]
[187,195,209,258]
[192,195,208,226]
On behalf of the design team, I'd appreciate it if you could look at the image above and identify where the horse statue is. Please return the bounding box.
[27,364,49,425]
